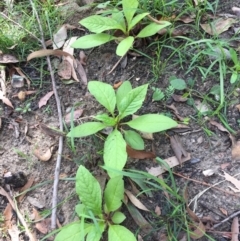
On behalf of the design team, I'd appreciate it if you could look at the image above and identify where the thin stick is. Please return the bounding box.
[173,172,240,197]
[0,187,36,241]
[29,0,64,229]
[107,55,124,75]
[0,12,42,43]
[213,210,240,229]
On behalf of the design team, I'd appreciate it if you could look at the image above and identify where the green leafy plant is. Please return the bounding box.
[229,48,240,84]
[71,0,171,56]
[15,102,31,114]
[55,165,136,241]
[67,80,177,177]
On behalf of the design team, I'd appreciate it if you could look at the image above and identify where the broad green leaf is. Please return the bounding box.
[86,222,105,241]
[80,15,124,33]
[104,176,124,212]
[128,13,149,31]
[112,9,126,33]
[94,113,116,126]
[88,81,116,115]
[122,0,138,27]
[104,129,127,178]
[125,114,177,133]
[75,204,88,217]
[76,166,102,216]
[55,222,93,241]
[108,225,136,241]
[230,72,238,84]
[71,34,115,49]
[112,212,126,224]
[116,36,134,56]
[67,122,106,138]
[124,130,144,150]
[118,84,148,120]
[137,22,171,38]
[170,78,186,90]
[152,87,165,101]
[116,81,132,109]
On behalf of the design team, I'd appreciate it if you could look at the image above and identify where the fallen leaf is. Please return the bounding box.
[170,135,188,164]
[193,0,205,6]
[33,146,55,161]
[38,91,54,108]
[64,109,84,124]
[53,25,67,49]
[177,15,195,23]
[27,196,45,209]
[39,122,65,137]
[231,217,239,241]
[0,54,19,63]
[0,90,14,108]
[125,189,149,211]
[3,203,13,231]
[35,218,51,234]
[113,81,122,89]
[219,207,228,216]
[63,36,77,56]
[76,59,88,85]
[200,18,236,35]
[147,154,191,176]
[58,59,72,79]
[127,145,156,159]
[27,49,77,67]
[221,163,230,170]
[124,201,152,234]
[172,94,188,102]
[8,224,21,241]
[17,176,34,202]
[155,206,161,216]
[202,168,217,177]
[232,7,240,16]
[141,132,154,140]
[223,172,240,192]
[79,51,87,65]
[236,104,240,112]
[12,66,31,89]
[166,104,185,121]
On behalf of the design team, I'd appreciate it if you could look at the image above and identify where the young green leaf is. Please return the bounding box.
[170,78,186,90]
[122,0,138,27]
[116,36,134,56]
[112,9,126,33]
[125,114,177,133]
[94,113,116,126]
[112,212,126,224]
[104,176,124,213]
[75,204,88,218]
[80,15,125,33]
[128,13,149,31]
[108,225,136,241]
[137,22,171,38]
[152,87,165,101]
[116,81,132,108]
[76,166,102,216]
[67,122,106,138]
[118,84,148,119]
[86,222,105,241]
[230,72,238,84]
[88,81,116,115]
[104,129,127,178]
[55,222,93,241]
[71,34,115,49]
[124,130,144,150]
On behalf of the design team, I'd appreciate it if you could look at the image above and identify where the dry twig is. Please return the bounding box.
[29,0,64,229]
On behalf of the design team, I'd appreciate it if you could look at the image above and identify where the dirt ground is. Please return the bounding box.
[1,0,240,240]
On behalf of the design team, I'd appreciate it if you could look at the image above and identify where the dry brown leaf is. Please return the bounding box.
[27,49,77,66]
[221,163,230,170]
[64,109,84,124]
[3,203,13,231]
[76,59,87,85]
[177,15,195,23]
[200,18,236,35]
[58,59,72,79]
[223,172,240,192]
[232,140,240,161]
[113,81,122,89]
[166,104,185,121]
[0,90,14,108]
[147,154,191,176]
[33,146,55,161]
[219,207,228,216]
[141,132,154,140]
[231,217,239,241]
[155,206,161,216]
[125,189,150,211]
[137,235,144,241]
[35,218,51,234]
[63,37,77,55]
[127,145,156,159]
[38,91,54,109]
[172,94,188,102]
[17,176,34,202]
[236,104,240,112]
[170,135,188,165]
[13,66,31,89]
[79,51,87,65]
[39,122,65,137]
[0,54,19,63]
[53,25,67,49]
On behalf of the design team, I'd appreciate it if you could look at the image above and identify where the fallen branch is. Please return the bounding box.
[213,210,240,229]
[0,187,36,241]
[29,0,64,229]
